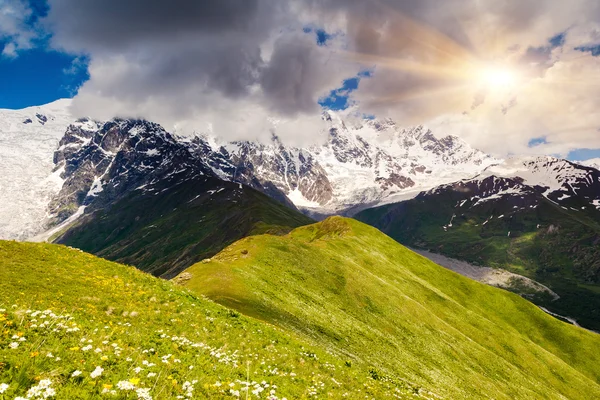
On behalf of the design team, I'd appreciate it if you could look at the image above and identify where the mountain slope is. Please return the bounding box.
[0,240,423,399]
[48,118,312,278]
[179,217,600,400]
[355,157,600,330]
[54,176,312,278]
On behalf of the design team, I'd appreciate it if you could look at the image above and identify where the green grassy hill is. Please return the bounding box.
[54,177,313,278]
[0,240,428,399]
[181,217,600,400]
[354,188,600,330]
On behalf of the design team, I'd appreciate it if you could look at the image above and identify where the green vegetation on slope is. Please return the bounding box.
[0,240,428,399]
[181,217,600,400]
[355,194,600,330]
[54,177,313,278]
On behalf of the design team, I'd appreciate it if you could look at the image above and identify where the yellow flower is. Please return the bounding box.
[69,346,80,351]
[30,352,39,358]
[101,356,108,361]
[129,378,140,385]
[103,384,113,390]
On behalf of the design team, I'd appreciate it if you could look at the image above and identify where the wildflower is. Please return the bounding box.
[147,372,157,378]
[0,383,9,393]
[134,367,143,374]
[94,348,102,353]
[25,379,55,398]
[90,366,104,379]
[82,345,93,351]
[71,370,82,377]
[136,387,152,400]
[116,381,136,391]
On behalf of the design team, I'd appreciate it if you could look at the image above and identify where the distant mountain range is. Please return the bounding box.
[0,99,499,242]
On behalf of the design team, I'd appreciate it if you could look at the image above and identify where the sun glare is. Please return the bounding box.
[480,66,517,89]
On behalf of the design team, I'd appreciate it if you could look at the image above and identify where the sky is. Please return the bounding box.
[1,0,600,160]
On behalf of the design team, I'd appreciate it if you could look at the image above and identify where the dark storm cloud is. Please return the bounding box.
[44,0,269,52]
[261,35,339,115]
[43,0,290,105]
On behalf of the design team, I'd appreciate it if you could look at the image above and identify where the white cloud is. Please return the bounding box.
[0,0,36,57]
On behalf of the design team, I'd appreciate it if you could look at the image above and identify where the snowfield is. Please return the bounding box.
[0,99,73,240]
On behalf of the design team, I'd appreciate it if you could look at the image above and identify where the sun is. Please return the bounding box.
[479,65,517,89]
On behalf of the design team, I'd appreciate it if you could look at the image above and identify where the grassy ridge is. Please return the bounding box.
[181,217,600,400]
[0,240,427,399]
[55,177,313,278]
[355,194,600,330]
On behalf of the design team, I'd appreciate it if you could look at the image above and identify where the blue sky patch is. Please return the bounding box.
[567,148,600,161]
[0,46,88,109]
[528,137,548,147]
[548,32,566,48]
[574,45,600,56]
[319,70,372,111]
[303,26,335,46]
[0,0,89,109]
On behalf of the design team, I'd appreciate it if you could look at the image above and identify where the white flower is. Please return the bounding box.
[134,367,143,374]
[71,370,82,377]
[136,387,153,400]
[0,383,9,393]
[82,345,93,351]
[147,372,157,378]
[9,342,19,349]
[94,348,102,353]
[38,380,52,389]
[90,366,104,379]
[116,381,136,391]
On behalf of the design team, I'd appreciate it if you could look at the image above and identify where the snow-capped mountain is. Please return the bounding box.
[0,100,498,239]
[471,156,600,209]
[579,158,600,171]
[0,99,72,240]
[189,110,498,216]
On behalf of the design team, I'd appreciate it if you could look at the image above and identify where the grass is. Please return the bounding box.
[54,177,313,279]
[181,217,600,400]
[355,192,600,330]
[0,240,427,399]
